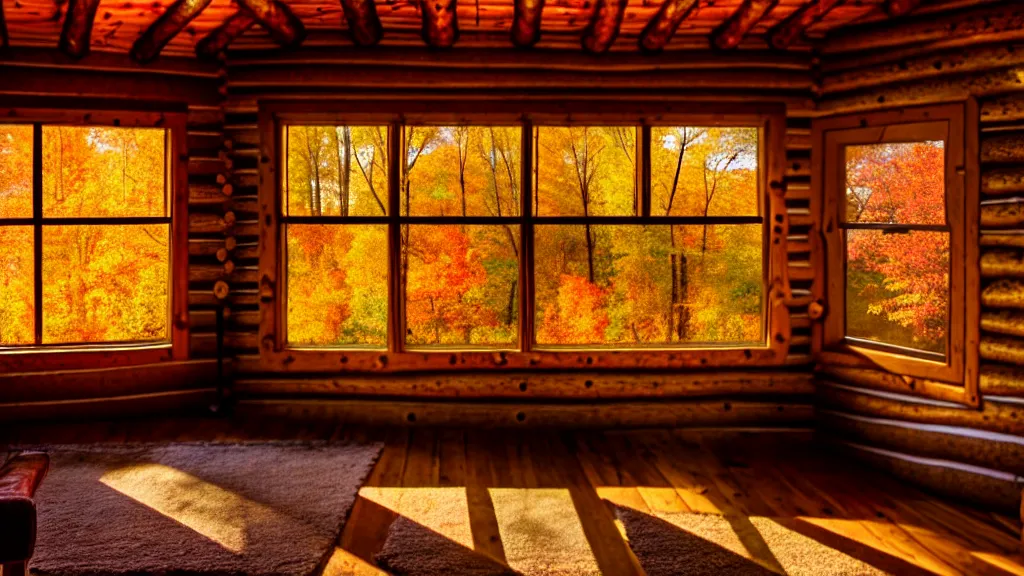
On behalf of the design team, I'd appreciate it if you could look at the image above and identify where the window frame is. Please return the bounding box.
[816,102,979,403]
[257,100,791,372]
[0,108,190,372]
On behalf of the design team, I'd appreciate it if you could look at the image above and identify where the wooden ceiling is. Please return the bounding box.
[0,0,964,63]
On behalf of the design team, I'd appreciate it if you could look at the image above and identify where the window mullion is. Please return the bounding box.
[387,122,403,353]
[520,119,534,353]
[639,124,651,218]
[32,123,43,346]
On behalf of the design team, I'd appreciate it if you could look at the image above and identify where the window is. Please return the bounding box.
[819,104,975,387]
[0,115,186,367]
[261,106,788,370]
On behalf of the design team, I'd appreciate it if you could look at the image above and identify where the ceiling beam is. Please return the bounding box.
[767,0,842,50]
[196,11,257,59]
[420,0,459,48]
[712,0,779,50]
[58,0,102,58]
[235,0,306,47]
[341,0,383,46]
[886,0,920,17]
[639,0,698,52]
[131,0,215,63]
[511,0,545,48]
[581,0,627,54]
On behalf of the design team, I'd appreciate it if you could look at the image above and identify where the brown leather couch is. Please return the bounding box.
[0,452,49,576]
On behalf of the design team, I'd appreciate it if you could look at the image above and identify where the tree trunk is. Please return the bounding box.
[584,223,595,284]
[507,279,517,326]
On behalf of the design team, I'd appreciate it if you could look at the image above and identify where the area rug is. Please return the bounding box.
[614,506,890,576]
[23,442,382,576]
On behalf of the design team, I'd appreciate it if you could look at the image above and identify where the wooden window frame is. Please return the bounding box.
[257,100,791,373]
[815,102,980,404]
[0,108,190,372]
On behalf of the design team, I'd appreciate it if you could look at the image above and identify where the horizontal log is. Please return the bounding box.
[235,397,814,429]
[815,364,968,404]
[190,330,258,355]
[837,441,1021,513]
[982,132,1024,164]
[982,279,1024,310]
[189,262,234,283]
[981,310,1024,338]
[819,67,1024,115]
[0,389,216,423]
[983,168,1024,196]
[981,249,1024,278]
[816,381,1021,435]
[0,47,220,78]
[189,183,233,205]
[188,212,236,234]
[822,42,1024,95]
[980,234,1024,249]
[980,363,1024,396]
[0,64,219,106]
[821,409,1024,477]
[190,309,260,329]
[982,93,1024,124]
[234,370,814,399]
[980,334,1024,365]
[821,3,1024,56]
[0,360,218,404]
[225,65,814,91]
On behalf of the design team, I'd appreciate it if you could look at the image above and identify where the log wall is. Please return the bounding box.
[815,0,1024,514]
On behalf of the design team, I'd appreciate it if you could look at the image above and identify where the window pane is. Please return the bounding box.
[42,225,169,344]
[0,227,34,345]
[651,127,759,217]
[0,125,33,219]
[845,141,945,225]
[846,229,948,355]
[403,225,519,348]
[402,126,521,217]
[536,127,637,216]
[286,224,388,347]
[286,126,389,217]
[534,224,762,347]
[42,127,166,218]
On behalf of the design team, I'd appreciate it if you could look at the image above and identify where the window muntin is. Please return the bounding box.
[840,139,949,360]
[0,124,172,348]
[280,120,769,353]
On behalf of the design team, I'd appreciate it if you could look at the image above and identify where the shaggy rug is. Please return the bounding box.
[614,506,890,576]
[24,442,382,576]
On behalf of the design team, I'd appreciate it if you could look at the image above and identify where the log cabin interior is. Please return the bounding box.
[2,0,1024,574]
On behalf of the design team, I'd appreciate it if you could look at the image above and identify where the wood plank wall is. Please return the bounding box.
[814,0,1024,513]
[219,47,821,428]
[0,51,224,421]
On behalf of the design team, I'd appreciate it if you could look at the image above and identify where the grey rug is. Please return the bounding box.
[24,442,382,576]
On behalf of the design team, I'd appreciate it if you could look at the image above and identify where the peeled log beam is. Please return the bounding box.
[983,168,1024,196]
[581,0,627,54]
[58,0,102,58]
[235,0,305,47]
[712,0,778,50]
[983,133,1024,164]
[982,310,1024,339]
[419,0,458,48]
[340,0,383,46]
[130,0,216,63]
[982,279,1024,310]
[981,201,1024,228]
[981,249,1024,278]
[886,0,919,18]
[980,364,1024,396]
[639,0,699,52]
[511,0,544,48]
[980,335,1024,366]
[196,11,257,58]
[767,0,841,50]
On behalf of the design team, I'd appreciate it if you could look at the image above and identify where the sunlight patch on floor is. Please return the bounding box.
[358,486,473,548]
[100,463,281,554]
[489,488,601,576]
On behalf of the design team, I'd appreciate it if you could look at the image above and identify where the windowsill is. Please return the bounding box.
[819,344,961,387]
[0,343,174,373]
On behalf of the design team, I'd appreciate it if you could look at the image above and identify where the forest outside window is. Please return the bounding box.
[271,111,783,366]
[820,105,969,385]
[0,122,174,352]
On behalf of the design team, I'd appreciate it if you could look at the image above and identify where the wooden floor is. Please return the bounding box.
[4,416,1024,575]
